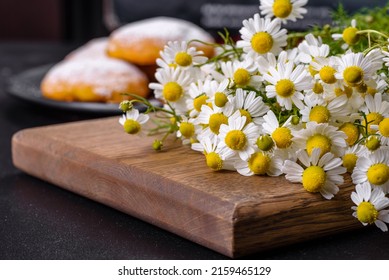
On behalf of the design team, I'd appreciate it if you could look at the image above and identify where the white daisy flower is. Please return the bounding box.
[194,102,235,136]
[149,67,193,114]
[310,56,338,84]
[192,136,236,171]
[373,117,389,146]
[119,108,149,134]
[351,182,389,231]
[297,33,330,64]
[332,19,360,49]
[360,92,389,134]
[323,81,364,112]
[342,144,366,173]
[283,148,346,199]
[218,111,260,160]
[238,13,287,58]
[352,149,389,193]
[214,59,262,88]
[300,94,350,124]
[262,110,298,154]
[334,50,383,88]
[176,115,200,145]
[263,61,312,110]
[231,88,269,125]
[234,150,284,176]
[259,0,308,24]
[187,78,229,117]
[293,122,347,157]
[157,41,208,69]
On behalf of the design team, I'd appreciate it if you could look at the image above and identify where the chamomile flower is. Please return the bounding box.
[334,50,383,88]
[216,59,262,88]
[259,0,308,24]
[351,182,389,231]
[191,136,236,171]
[234,150,284,176]
[374,117,389,145]
[310,56,338,84]
[283,148,346,199]
[360,92,389,134]
[231,88,269,125]
[119,108,149,134]
[263,61,312,110]
[352,149,389,193]
[332,19,360,49]
[300,94,350,124]
[218,111,260,160]
[238,13,287,58]
[342,144,366,173]
[176,116,200,145]
[157,41,208,69]
[293,122,347,157]
[149,67,193,114]
[187,78,229,117]
[262,110,296,150]
[195,102,235,136]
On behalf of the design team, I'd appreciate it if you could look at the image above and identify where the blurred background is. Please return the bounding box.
[1,0,388,44]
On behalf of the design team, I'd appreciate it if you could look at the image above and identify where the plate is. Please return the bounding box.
[7,64,157,114]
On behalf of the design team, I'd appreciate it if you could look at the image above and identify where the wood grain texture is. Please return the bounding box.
[11,116,361,258]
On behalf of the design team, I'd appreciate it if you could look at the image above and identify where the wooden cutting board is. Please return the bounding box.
[11,116,361,258]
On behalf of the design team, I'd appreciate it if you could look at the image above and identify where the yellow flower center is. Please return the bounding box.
[339,122,359,146]
[319,66,337,84]
[248,152,271,175]
[193,94,207,111]
[272,0,293,18]
[379,118,389,137]
[357,201,378,224]
[312,82,324,94]
[302,166,326,193]
[334,86,353,98]
[366,87,377,96]
[306,134,332,157]
[308,64,318,76]
[365,136,380,151]
[343,153,358,173]
[214,92,228,107]
[209,113,228,134]
[256,135,274,151]
[275,79,295,97]
[309,105,331,123]
[272,127,293,148]
[342,27,360,45]
[179,122,195,138]
[123,119,141,134]
[251,31,274,54]
[225,130,247,150]
[363,112,384,134]
[367,163,389,185]
[205,152,223,171]
[163,82,183,102]
[174,52,192,67]
[343,66,364,86]
[233,68,251,87]
[239,109,252,125]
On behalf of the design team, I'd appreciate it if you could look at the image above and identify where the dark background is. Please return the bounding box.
[1,0,388,44]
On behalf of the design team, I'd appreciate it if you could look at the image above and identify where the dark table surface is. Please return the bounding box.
[1,42,389,260]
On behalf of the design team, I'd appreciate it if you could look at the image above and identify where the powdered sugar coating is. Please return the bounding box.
[44,57,147,97]
[66,37,109,60]
[110,17,214,45]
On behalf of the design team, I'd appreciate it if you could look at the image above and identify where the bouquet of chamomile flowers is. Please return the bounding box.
[118,0,389,232]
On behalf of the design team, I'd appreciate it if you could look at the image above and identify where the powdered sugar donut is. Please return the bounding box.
[107,17,215,65]
[41,57,149,102]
